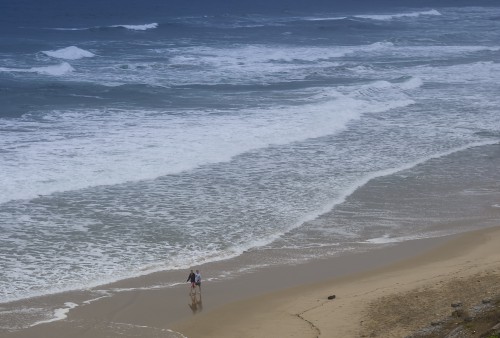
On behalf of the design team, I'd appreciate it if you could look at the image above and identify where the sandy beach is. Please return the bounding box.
[172,226,500,338]
[2,225,499,338]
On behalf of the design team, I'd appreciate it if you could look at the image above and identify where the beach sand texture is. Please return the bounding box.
[3,226,499,338]
[173,226,500,338]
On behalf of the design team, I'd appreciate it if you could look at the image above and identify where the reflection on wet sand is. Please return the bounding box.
[188,292,203,314]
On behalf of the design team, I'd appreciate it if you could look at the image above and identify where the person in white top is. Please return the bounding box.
[194,269,202,294]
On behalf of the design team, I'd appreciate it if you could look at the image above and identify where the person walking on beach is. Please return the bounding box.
[187,269,196,294]
[195,269,202,294]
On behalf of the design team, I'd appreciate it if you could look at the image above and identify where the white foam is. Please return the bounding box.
[31,302,78,326]
[294,140,500,245]
[0,62,74,76]
[363,234,424,244]
[135,42,387,87]
[399,77,424,90]
[60,42,499,88]
[304,16,347,21]
[409,61,500,84]
[47,27,88,31]
[254,140,499,254]
[111,23,158,30]
[362,229,459,245]
[0,78,421,204]
[168,44,348,67]
[166,329,188,338]
[1,133,497,303]
[104,323,188,338]
[31,62,74,75]
[42,46,95,60]
[81,291,112,305]
[355,9,441,21]
[108,282,185,293]
[346,53,500,88]
[45,23,158,31]
[367,41,394,49]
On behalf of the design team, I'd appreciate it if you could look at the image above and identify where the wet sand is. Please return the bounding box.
[173,226,500,338]
[3,225,500,337]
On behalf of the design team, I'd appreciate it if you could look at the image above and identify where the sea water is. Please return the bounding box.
[1,0,500,330]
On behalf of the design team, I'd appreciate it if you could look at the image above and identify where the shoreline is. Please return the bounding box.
[3,225,500,337]
[173,225,500,338]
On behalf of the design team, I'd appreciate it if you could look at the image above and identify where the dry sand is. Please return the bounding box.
[3,226,500,338]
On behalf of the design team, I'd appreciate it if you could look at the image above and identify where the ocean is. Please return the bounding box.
[1,0,500,332]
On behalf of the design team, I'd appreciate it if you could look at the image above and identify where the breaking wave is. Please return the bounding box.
[0,62,74,76]
[355,9,441,21]
[42,46,95,60]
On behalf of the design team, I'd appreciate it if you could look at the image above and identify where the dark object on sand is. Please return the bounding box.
[328,295,336,300]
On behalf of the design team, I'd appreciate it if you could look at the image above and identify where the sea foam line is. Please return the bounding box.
[355,9,441,21]
[362,233,431,244]
[111,23,158,30]
[46,22,158,31]
[0,62,74,76]
[141,141,500,280]
[277,140,500,240]
[110,323,188,338]
[302,9,440,22]
[3,141,498,305]
[0,79,408,205]
[304,16,347,21]
[31,302,78,327]
[154,142,500,277]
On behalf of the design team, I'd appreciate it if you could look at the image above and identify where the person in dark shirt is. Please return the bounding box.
[186,269,196,294]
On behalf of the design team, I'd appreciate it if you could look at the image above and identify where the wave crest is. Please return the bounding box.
[399,77,424,90]
[355,9,441,21]
[0,62,74,76]
[110,23,158,31]
[48,23,159,31]
[32,62,75,75]
[42,46,95,60]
